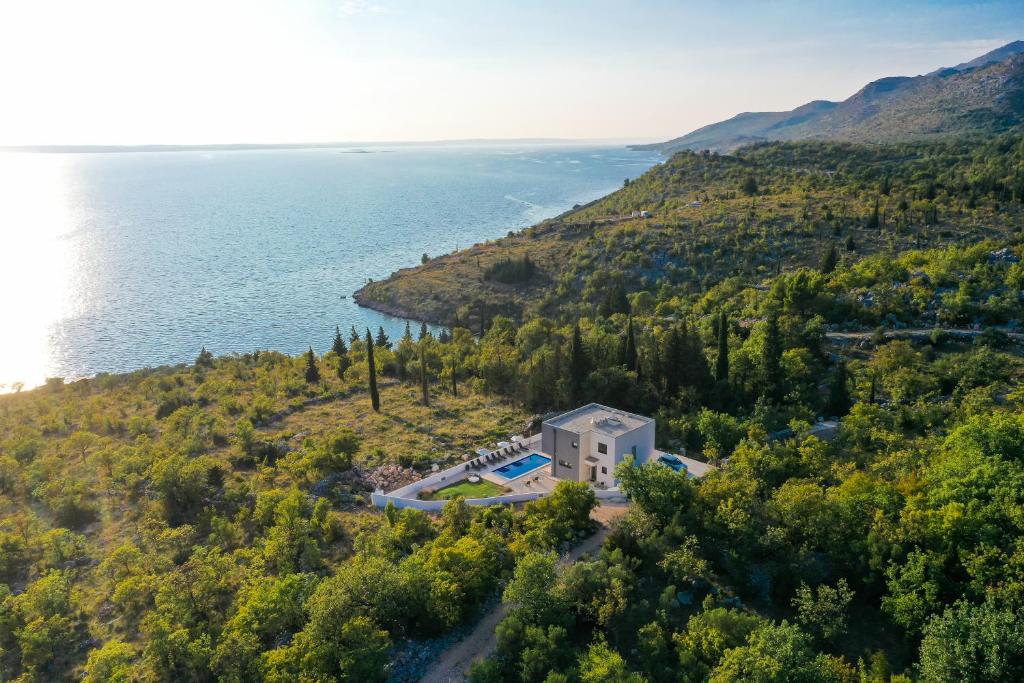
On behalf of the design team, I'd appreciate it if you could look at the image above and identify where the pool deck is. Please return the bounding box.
[374,432,715,510]
[482,465,560,494]
[470,435,561,493]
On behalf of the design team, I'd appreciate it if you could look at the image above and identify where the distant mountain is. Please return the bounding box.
[637,40,1024,154]
[946,39,1024,72]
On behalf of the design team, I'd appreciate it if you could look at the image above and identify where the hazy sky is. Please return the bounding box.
[1,0,1021,145]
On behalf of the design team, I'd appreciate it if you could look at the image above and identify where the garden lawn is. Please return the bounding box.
[420,478,509,500]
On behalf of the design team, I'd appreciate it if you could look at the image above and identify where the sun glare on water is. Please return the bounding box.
[0,153,76,392]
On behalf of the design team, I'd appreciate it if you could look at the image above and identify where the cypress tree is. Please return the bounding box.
[868,374,877,404]
[419,343,430,406]
[820,244,839,274]
[716,312,729,383]
[568,323,588,405]
[366,328,380,412]
[332,326,347,356]
[334,328,351,379]
[349,325,360,345]
[304,346,320,384]
[402,321,413,342]
[662,326,683,399]
[450,358,458,397]
[680,321,713,394]
[825,359,851,417]
[552,331,564,407]
[375,326,392,350]
[742,175,758,196]
[419,322,430,340]
[622,315,638,373]
[866,198,880,230]
[761,315,783,402]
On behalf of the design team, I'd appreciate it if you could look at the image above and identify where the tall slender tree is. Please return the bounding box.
[420,343,430,407]
[334,327,351,380]
[662,326,683,399]
[366,328,380,412]
[419,322,430,340]
[402,321,413,342]
[761,315,784,402]
[349,325,360,346]
[375,326,392,350]
[819,244,839,274]
[622,315,638,373]
[332,326,347,356]
[716,312,729,384]
[568,323,589,406]
[867,198,880,230]
[304,346,320,384]
[825,359,851,417]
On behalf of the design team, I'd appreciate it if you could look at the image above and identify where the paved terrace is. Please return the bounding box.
[372,434,710,510]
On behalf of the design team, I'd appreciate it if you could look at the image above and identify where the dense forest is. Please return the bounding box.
[3,134,1024,681]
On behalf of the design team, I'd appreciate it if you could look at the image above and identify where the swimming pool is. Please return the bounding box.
[493,453,551,480]
[658,455,688,474]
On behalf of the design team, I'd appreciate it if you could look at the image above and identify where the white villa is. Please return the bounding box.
[372,403,713,510]
[542,404,656,488]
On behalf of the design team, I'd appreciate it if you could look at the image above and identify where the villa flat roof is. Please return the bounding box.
[544,403,653,438]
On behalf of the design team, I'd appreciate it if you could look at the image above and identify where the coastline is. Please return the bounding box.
[351,288,445,327]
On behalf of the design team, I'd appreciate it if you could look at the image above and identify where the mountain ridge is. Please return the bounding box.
[636,40,1024,154]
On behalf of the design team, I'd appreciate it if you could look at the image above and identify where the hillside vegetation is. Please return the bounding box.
[5,130,1024,680]
[357,134,1024,330]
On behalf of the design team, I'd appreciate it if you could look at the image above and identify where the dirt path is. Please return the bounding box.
[419,503,630,683]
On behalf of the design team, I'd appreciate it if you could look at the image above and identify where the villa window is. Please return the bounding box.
[571,441,578,449]
[597,442,608,454]
[601,466,607,474]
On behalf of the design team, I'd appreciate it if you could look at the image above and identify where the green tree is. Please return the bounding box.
[919,599,1024,683]
[195,347,214,368]
[83,640,136,683]
[819,244,838,274]
[578,639,643,683]
[709,621,834,682]
[622,315,638,373]
[742,175,758,196]
[825,359,851,417]
[792,579,854,643]
[715,312,729,384]
[760,315,784,403]
[419,342,430,407]
[332,326,347,355]
[504,552,560,623]
[375,325,391,350]
[615,459,693,526]
[569,323,589,406]
[304,346,320,384]
[866,197,880,230]
[366,328,380,412]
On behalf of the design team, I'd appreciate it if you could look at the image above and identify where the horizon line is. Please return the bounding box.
[1,136,667,154]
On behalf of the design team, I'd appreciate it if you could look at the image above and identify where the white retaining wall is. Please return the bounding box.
[370,434,615,511]
[371,490,546,511]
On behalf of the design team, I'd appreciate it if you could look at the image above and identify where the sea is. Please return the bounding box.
[0,143,661,391]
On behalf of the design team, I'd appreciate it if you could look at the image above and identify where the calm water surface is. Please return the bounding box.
[0,144,660,390]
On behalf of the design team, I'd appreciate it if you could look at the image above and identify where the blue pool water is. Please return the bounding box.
[658,455,688,474]
[494,453,551,480]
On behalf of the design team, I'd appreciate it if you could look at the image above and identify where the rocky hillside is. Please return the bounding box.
[636,41,1024,154]
[355,135,1024,330]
